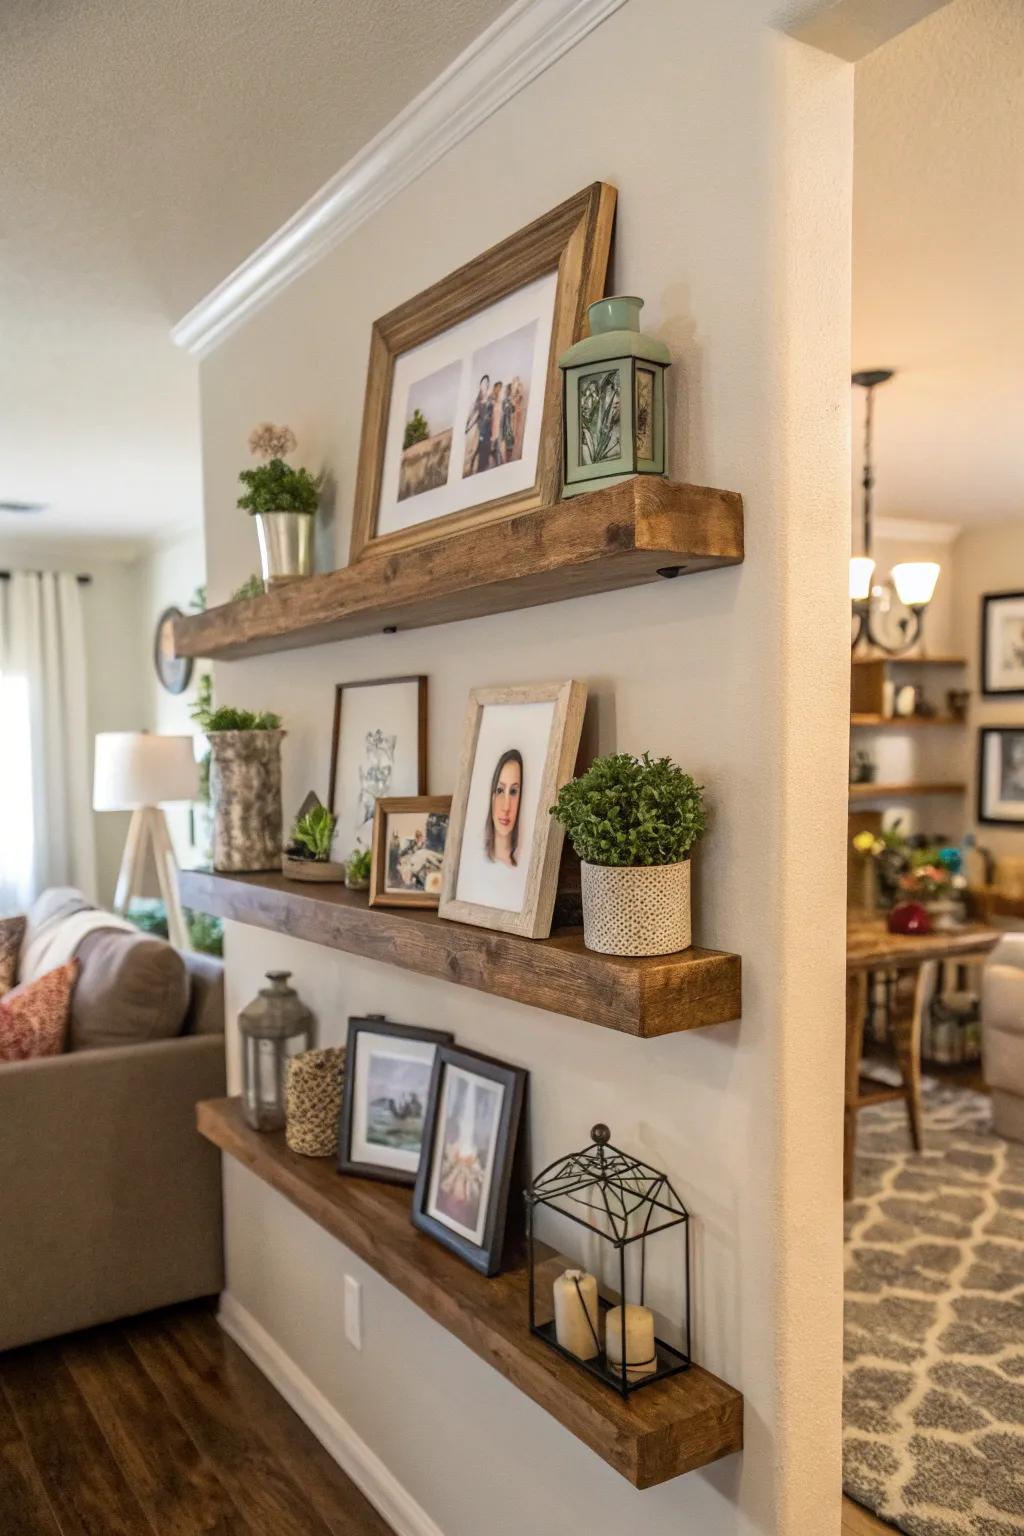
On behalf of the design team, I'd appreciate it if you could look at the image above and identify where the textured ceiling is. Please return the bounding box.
[853,0,1024,528]
[0,0,507,546]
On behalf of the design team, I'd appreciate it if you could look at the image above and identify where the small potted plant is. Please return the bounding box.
[238,423,321,586]
[550,753,706,956]
[191,698,284,873]
[283,797,344,883]
[345,843,372,892]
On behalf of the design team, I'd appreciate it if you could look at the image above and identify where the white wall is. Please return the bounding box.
[198,3,853,1531]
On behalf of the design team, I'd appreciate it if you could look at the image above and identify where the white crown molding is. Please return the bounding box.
[874,516,962,545]
[171,0,627,357]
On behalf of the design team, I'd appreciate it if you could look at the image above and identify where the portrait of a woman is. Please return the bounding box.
[484,749,522,866]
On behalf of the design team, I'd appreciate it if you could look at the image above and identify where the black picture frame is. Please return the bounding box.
[981,591,1024,698]
[412,1044,527,1277]
[153,605,193,696]
[337,1016,453,1185]
[977,726,1024,828]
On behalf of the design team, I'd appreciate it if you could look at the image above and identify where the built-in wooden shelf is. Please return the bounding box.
[171,478,743,660]
[851,655,966,667]
[180,869,741,1038]
[197,1097,743,1487]
[848,781,966,801]
[968,887,1024,923]
[850,713,963,727]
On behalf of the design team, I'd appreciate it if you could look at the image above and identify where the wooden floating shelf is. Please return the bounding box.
[851,655,966,668]
[848,782,966,801]
[850,714,963,728]
[180,870,741,1039]
[197,1098,743,1487]
[172,478,743,660]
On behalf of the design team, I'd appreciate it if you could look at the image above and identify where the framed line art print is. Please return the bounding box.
[369,796,452,909]
[348,182,616,563]
[439,680,587,939]
[337,1017,453,1185]
[326,676,428,858]
[411,1043,527,1276]
[977,727,1024,827]
[981,591,1024,697]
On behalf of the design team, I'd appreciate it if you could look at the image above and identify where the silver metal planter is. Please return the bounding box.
[208,729,285,872]
[255,511,313,584]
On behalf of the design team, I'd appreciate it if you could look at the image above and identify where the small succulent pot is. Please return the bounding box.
[209,730,285,873]
[580,860,691,957]
[285,1046,346,1157]
[255,510,314,586]
[281,854,346,883]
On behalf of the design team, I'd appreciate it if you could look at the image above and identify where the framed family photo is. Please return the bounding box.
[981,592,1024,697]
[439,680,587,939]
[412,1044,527,1276]
[327,676,427,857]
[337,1017,453,1185]
[370,795,452,909]
[977,727,1024,827]
[348,182,616,562]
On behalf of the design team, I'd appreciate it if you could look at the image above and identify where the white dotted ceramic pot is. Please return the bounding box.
[580,860,691,957]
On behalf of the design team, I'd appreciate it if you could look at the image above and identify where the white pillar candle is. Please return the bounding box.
[553,1269,600,1361]
[605,1303,657,1380]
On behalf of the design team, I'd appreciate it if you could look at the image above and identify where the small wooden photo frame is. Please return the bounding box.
[412,1043,527,1276]
[438,680,586,939]
[337,1016,453,1186]
[326,675,428,860]
[369,795,452,909]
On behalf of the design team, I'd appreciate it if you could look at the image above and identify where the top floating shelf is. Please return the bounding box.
[173,478,743,660]
[851,655,966,668]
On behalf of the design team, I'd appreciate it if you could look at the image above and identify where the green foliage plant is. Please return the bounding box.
[550,752,706,867]
[346,845,372,883]
[231,573,265,601]
[190,699,282,733]
[237,458,320,516]
[290,806,337,862]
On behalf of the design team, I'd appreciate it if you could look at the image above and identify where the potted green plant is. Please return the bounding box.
[282,799,344,883]
[345,843,372,892]
[550,753,706,956]
[238,423,322,586]
[191,699,285,873]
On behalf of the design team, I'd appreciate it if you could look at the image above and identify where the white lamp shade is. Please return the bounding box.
[849,556,876,602]
[93,733,199,811]
[891,561,940,608]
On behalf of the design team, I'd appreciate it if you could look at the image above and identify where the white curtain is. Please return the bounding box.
[0,572,96,911]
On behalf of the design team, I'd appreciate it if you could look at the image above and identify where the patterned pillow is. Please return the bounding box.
[0,915,26,997]
[0,960,78,1063]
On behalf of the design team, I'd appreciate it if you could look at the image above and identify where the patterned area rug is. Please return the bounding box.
[845,1090,1024,1535]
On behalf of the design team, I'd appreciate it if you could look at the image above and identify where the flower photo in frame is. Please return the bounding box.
[412,1043,527,1276]
[981,592,1024,697]
[977,726,1024,827]
[337,1017,453,1185]
[326,676,428,859]
[348,183,616,562]
[438,680,587,939]
[369,795,452,909]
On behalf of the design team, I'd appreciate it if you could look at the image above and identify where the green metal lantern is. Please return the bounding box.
[559,296,670,497]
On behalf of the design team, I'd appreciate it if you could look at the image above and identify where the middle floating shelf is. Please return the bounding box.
[848,781,966,801]
[180,869,741,1039]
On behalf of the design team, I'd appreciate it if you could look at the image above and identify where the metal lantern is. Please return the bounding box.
[525,1124,690,1397]
[559,296,670,497]
[238,970,313,1131]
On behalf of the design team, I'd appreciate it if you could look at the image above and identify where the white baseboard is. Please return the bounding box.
[218,1292,445,1536]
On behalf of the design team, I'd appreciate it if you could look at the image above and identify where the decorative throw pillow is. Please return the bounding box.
[0,960,78,1062]
[0,915,26,997]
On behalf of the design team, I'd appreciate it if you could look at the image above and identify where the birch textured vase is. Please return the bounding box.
[209,729,285,872]
[580,860,691,956]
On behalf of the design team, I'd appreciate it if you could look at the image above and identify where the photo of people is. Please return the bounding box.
[385,808,449,895]
[462,322,536,478]
[484,750,522,868]
[397,360,461,502]
[426,1065,504,1245]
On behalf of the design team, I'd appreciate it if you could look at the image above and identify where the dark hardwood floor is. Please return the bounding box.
[0,1300,395,1536]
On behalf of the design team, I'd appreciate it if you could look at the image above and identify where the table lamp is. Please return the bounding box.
[93,732,199,950]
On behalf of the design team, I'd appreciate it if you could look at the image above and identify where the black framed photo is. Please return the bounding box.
[412,1044,527,1276]
[337,1017,452,1185]
[978,727,1024,827]
[981,592,1024,697]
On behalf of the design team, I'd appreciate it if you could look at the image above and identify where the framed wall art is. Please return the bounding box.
[327,676,428,858]
[981,591,1024,697]
[977,726,1024,827]
[438,680,586,939]
[369,795,452,909]
[153,605,193,695]
[337,1016,453,1185]
[411,1043,527,1276]
[348,182,616,562]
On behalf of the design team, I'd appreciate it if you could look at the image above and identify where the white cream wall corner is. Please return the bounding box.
[198,1,852,1530]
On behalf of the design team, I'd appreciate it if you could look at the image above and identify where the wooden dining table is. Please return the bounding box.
[844,913,1002,1196]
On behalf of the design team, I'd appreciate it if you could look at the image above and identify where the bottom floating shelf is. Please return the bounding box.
[198,1098,742,1488]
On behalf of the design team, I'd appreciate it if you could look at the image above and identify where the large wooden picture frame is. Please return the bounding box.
[439,680,586,940]
[349,182,616,563]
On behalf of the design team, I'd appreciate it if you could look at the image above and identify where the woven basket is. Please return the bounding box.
[285,1047,346,1157]
[580,860,691,957]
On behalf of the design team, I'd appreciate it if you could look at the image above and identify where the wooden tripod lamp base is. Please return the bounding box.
[113,806,190,951]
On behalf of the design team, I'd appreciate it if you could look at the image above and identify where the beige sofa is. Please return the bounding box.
[0,893,226,1352]
[982,933,1024,1142]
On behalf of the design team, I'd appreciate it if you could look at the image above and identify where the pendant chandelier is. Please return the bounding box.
[850,369,940,656]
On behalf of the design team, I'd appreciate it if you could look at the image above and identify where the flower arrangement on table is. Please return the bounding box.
[852,828,966,923]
